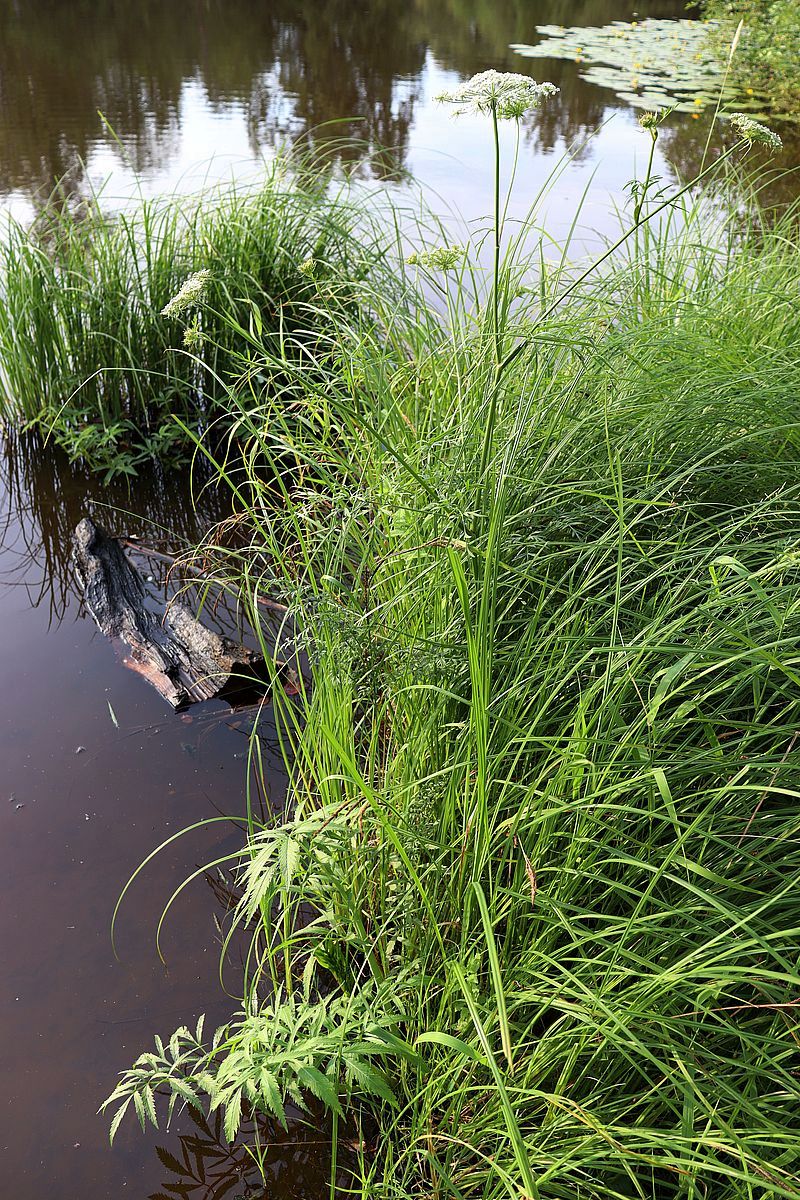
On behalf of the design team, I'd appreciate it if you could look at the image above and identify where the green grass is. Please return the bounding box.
[0,161,381,480]
[100,120,800,1197]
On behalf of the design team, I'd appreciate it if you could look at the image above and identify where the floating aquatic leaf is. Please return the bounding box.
[512,19,743,114]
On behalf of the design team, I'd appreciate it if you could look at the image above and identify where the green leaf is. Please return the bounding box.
[297,1064,343,1116]
[415,1031,487,1063]
[168,1078,204,1111]
[473,881,513,1072]
[344,1055,397,1106]
[108,1098,131,1145]
[279,834,300,889]
[259,1068,287,1128]
[223,1088,243,1142]
[133,1089,148,1132]
[142,1084,160,1129]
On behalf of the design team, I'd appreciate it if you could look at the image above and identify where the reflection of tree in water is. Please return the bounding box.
[247,0,426,181]
[417,0,686,75]
[0,0,424,195]
[0,435,233,627]
[0,0,695,200]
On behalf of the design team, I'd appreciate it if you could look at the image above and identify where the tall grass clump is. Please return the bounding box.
[105,95,800,1198]
[0,161,382,480]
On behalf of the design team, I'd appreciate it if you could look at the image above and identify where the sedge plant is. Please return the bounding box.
[102,85,800,1200]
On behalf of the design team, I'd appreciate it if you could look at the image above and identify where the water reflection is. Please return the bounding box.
[0,434,234,625]
[152,1105,355,1200]
[0,428,300,1200]
[0,0,689,208]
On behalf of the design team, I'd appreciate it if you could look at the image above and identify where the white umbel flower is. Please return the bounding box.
[729,112,782,151]
[436,70,558,119]
[161,269,212,318]
[406,245,464,270]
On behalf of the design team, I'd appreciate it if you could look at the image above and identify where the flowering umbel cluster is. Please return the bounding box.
[436,70,558,119]
[406,245,464,271]
[161,269,212,318]
[182,318,203,350]
[729,113,782,152]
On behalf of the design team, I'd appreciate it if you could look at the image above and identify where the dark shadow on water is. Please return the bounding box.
[0,432,235,627]
[149,1105,358,1200]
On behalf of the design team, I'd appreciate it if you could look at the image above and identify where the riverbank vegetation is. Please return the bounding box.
[0,166,379,480]
[71,86,800,1198]
[702,0,800,120]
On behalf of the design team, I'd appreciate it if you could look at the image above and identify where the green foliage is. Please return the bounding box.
[102,988,416,1145]
[702,0,800,119]
[0,163,378,478]
[106,113,800,1197]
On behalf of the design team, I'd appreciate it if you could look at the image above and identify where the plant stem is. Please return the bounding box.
[633,131,658,225]
[492,102,501,366]
[497,139,748,381]
[477,102,504,517]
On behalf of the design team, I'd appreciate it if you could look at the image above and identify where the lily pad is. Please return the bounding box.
[511,18,738,114]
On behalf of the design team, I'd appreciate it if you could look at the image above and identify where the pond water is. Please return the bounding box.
[0,0,720,232]
[0,444,304,1197]
[0,2,793,1199]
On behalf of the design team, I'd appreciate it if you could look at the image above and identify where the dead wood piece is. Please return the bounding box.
[73,517,270,709]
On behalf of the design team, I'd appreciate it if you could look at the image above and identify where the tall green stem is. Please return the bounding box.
[476,102,504,523]
[633,130,658,226]
[496,139,749,382]
[491,102,501,366]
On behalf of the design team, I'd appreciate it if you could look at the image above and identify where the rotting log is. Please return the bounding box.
[73,517,280,710]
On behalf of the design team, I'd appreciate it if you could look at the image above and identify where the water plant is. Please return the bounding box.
[102,89,800,1199]
[512,18,736,115]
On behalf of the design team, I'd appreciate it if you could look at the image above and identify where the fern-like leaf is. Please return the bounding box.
[222,1088,243,1142]
[259,1068,287,1128]
[297,1064,343,1116]
[108,1098,131,1145]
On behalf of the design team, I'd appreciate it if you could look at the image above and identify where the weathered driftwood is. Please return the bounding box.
[73,517,272,709]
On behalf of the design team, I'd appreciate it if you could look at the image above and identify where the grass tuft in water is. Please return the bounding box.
[0,163,380,480]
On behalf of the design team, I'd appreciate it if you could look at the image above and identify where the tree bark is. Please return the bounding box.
[73,517,276,710]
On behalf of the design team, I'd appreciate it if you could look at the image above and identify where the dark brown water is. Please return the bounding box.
[0,441,313,1197]
[0,3,793,1199]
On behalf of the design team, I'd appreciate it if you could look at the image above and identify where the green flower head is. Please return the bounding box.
[639,111,660,133]
[183,318,203,351]
[436,71,558,120]
[406,245,464,271]
[729,112,782,152]
[161,269,212,319]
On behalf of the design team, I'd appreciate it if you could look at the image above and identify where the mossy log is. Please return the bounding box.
[73,517,273,710]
